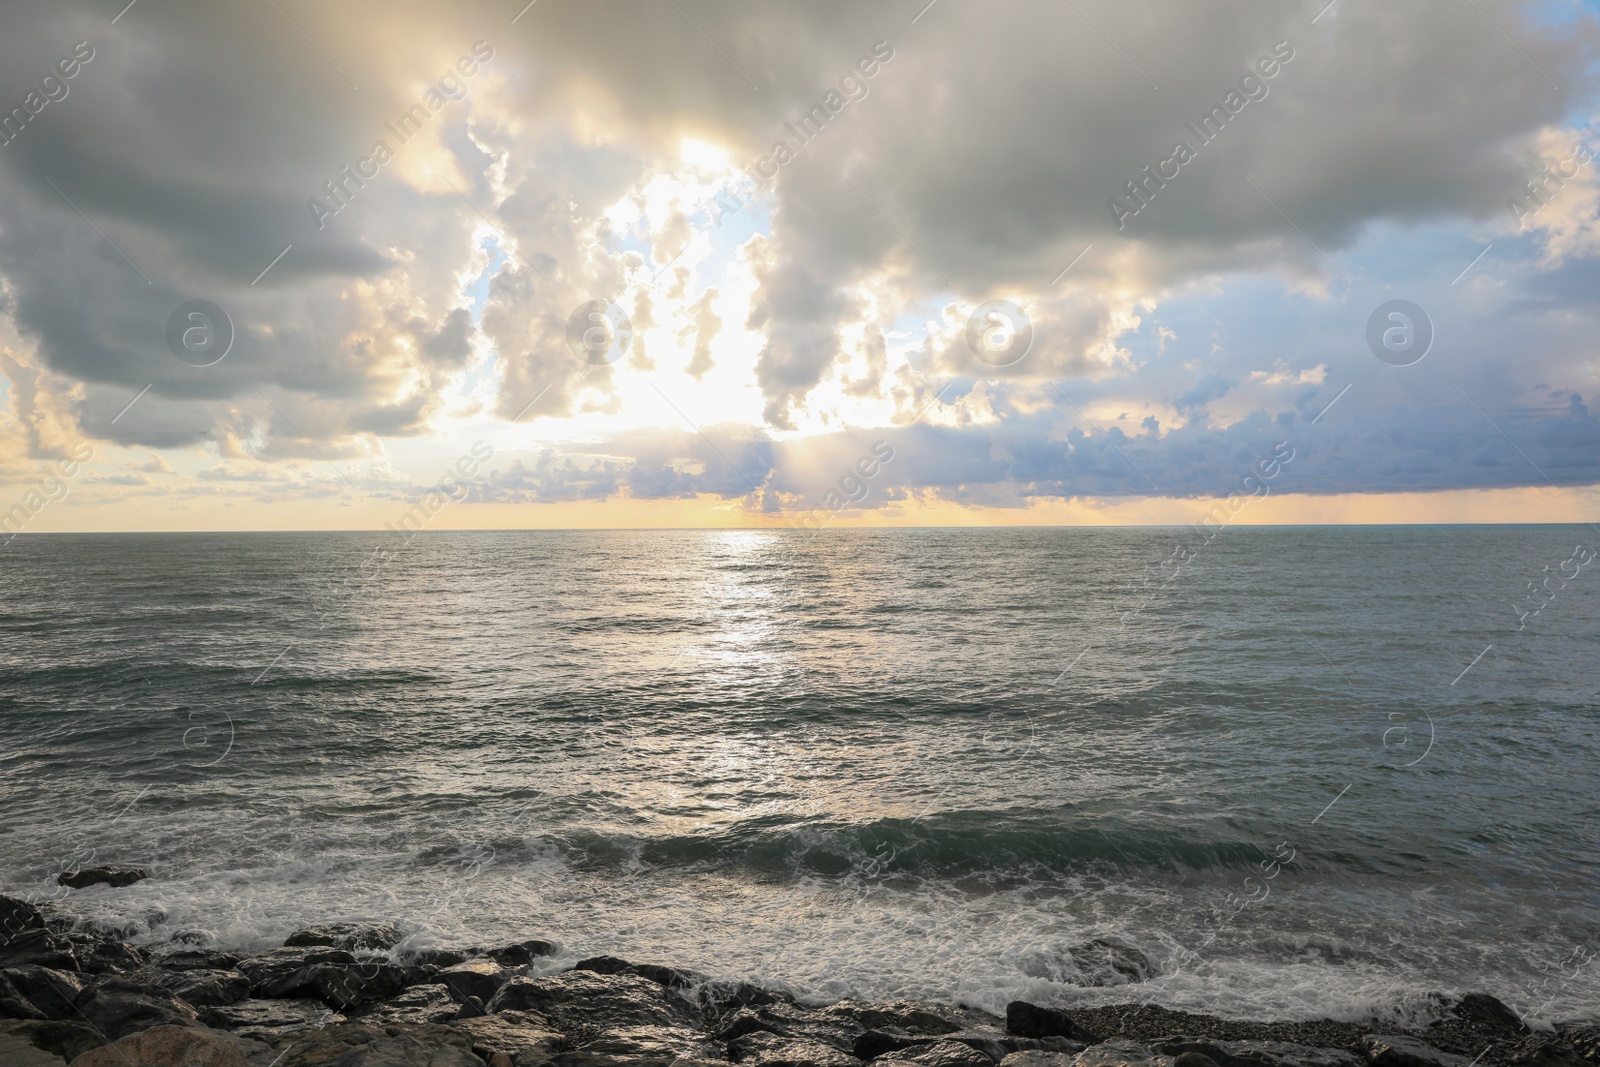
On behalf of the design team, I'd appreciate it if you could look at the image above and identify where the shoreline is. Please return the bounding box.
[3,891,1597,1067]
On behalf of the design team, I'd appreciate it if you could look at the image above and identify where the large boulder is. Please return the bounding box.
[271,1020,485,1066]
[365,984,463,1026]
[0,929,79,971]
[238,947,359,995]
[552,1024,724,1067]
[236,946,412,1009]
[1005,1004,1099,1045]
[199,998,346,1042]
[66,934,147,976]
[450,1010,563,1065]
[437,960,514,1005]
[1362,1036,1472,1067]
[0,971,46,1020]
[65,1024,260,1066]
[483,941,556,967]
[717,1002,872,1054]
[1150,1040,1361,1067]
[156,949,245,972]
[73,977,202,1040]
[150,967,253,1007]
[57,868,147,891]
[873,1040,995,1067]
[284,922,406,953]
[486,971,703,1031]
[1450,993,1527,1036]
[2,966,88,1019]
[0,1019,106,1063]
[731,1029,863,1067]
[0,896,47,939]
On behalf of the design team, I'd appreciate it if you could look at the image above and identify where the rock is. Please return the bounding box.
[237,947,358,995]
[0,1032,65,1067]
[66,1024,256,1066]
[857,1031,931,1060]
[833,1002,980,1037]
[73,977,202,1040]
[1508,1034,1586,1067]
[0,897,47,939]
[575,956,699,989]
[457,997,488,1021]
[1363,1036,1472,1067]
[365,984,461,1026]
[1451,992,1527,1035]
[411,950,472,972]
[284,922,406,953]
[486,971,703,1031]
[450,1010,562,1065]
[237,946,413,1008]
[272,1021,484,1066]
[1151,1040,1360,1067]
[157,950,245,972]
[437,960,513,1004]
[874,1040,996,1067]
[150,968,252,1008]
[484,941,556,967]
[198,998,345,1042]
[1064,941,1154,987]
[57,868,147,891]
[732,1029,863,1067]
[1000,1054,1077,1067]
[717,1002,870,1054]
[552,1024,724,1067]
[1172,1056,1220,1067]
[1072,1039,1171,1067]
[1563,1028,1600,1062]
[1006,1004,1099,1045]
[3,966,88,1018]
[0,971,45,1021]
[67,935,147,976]
[0,929,79,971]
[0,1019,106,1063]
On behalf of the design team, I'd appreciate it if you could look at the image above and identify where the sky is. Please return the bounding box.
[1,0,1599,532]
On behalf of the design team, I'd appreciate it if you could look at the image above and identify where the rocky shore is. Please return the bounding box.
[1,886,1595,1067]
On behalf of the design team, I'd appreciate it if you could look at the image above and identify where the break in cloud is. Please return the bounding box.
[0,0,1598,523]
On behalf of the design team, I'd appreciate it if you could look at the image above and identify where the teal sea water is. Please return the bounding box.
[1,527,1597,1024]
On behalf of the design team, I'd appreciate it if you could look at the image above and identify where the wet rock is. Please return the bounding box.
[284,922,405,953]
[457,996,488,1021]
[56,867,147,891]
[1562,1027,1600,1062]
[451,1010,562,1065]
[154,949,244,972]
[1151,1039,1361,1067]
[0,896,47,939]
[364,984,461,1026]
[73,976,202,1040]
[1507,1034,1586,1067]
[411,949,472,972]
[731,1029,863,1067]
[1173,1055,1221,1067]
[1450,993,1527,1036]
[3,965,88,1019]
[999,1053,1078,1067]
[1066,941,1155,987]
[0,971,45,1021]
[238,947,359,996]
[486,971,703,1031]
[1006,1004,1099,1045]
[312,961,415,1012]
[1363,1035,1472,1067]
[0,1032,64,1067]
[717,1003,869,1054]
[874,1039,996,1067]
[66,1023,259,1066]
[150,967,253,1008]
[198,998,346,1042]
[485,940,557,967]
[1072,1038,1172,1067]
[0,1019,105,1063]
[552,1024,725,1067]
[576,956,700,989]
[0,929,79,971]
[67,934,148,976]
[437,960,513,1004]
[833,1002,983,1037]
[272,1021,484,1066]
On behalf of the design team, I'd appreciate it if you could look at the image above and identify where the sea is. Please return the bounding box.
[1,526,1597,1026]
